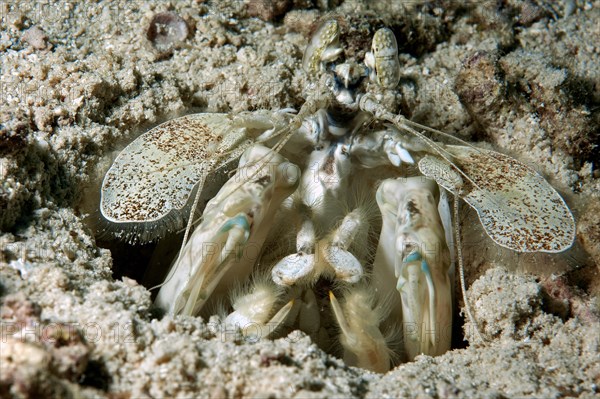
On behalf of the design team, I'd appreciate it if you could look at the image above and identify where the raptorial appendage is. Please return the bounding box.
[374,177,453,361]
[155,144,299,320]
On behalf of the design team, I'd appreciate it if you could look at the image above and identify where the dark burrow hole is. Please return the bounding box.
[97,230,183,295]
[79,359,112,391]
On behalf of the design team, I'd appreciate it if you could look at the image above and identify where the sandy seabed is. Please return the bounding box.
[1,1,599,398]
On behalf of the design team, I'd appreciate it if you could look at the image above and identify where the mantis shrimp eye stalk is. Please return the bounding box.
[364,27,401,89]
[302,19,342,74]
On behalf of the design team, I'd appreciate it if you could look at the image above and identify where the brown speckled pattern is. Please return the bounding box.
[446,146,575,253]
[100,113,246,223]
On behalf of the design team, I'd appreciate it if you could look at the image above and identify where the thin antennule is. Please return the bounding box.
[403,118,483,149]
[147,247,184,292]
[201,104,316,213]
[359,96,487,194]
[397,121,487,194]
[453,192,486,345]
[148,173,208,293]
[403,118,521,180]
[177,174,207,257]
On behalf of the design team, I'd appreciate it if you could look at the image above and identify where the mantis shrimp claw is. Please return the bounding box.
[374,177,453,360]
[155,144,300,316]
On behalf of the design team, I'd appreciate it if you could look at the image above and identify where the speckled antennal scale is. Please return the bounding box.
[359,95,576,254]
[100,113,251,243]
[418,145,576,253]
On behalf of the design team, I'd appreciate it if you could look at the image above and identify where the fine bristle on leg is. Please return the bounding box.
[329,288,392,373]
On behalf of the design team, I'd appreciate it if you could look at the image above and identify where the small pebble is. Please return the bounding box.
[146,12,189,53]
[246,0,292,22]
[22,26,51,50]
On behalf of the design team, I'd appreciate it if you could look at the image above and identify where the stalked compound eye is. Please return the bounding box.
[366,27,401,89]
[302,19,343,75]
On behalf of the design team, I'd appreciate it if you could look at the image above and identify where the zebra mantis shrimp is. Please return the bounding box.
[100,19,575,372]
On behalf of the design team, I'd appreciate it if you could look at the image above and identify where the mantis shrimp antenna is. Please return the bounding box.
[453,193,487,345]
